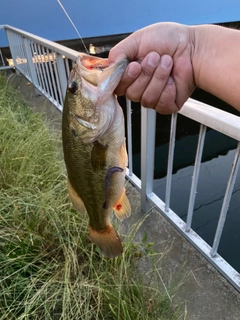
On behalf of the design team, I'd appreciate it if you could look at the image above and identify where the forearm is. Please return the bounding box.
[191,24,240,110]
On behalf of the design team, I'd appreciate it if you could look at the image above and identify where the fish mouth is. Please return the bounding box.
[80,55,109,71]
[75,54,128,87]
[70,111,97,130]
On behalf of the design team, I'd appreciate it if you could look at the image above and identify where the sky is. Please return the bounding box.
[0,0,240,47]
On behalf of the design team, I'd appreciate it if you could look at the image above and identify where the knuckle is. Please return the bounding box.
[141,92,157,108]
[159,91,175,108]
[155,87,177,114]
[141,66,153,78]
[155,100,175,114]
[153,61,172,83]
[153,72,168,83]
[153,65,172,83]
[126,86,141,102]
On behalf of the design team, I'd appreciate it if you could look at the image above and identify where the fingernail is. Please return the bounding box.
[160,55,172,69]
[167,76,173,84]
[147,52,160,67]
[127,63,140,78]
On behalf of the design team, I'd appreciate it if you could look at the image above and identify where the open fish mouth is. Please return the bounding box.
[69,111,97,130]
[80,55,109,71]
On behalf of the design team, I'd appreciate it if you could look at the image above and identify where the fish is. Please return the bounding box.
[62,53,131,258]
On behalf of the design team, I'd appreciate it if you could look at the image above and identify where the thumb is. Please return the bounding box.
[108,33,140,65]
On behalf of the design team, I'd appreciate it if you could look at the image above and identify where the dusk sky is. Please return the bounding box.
[0,0,240,47]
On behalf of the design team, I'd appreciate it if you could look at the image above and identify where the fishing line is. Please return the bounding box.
[57,0,89,54]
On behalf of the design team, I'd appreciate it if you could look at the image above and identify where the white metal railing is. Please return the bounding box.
[0,48,5,67]
[2,25,240,291]
[126,103,240,292]
[0,48,12,71]
[2,25,79,109]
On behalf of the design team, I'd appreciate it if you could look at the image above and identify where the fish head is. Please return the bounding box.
[64,54,128,142]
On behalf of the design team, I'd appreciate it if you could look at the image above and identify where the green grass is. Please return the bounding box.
[0,72,185,320]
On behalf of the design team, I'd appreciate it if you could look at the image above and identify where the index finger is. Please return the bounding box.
[114,61,141,96]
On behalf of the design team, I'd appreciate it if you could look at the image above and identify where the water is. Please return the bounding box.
[154,145,240,272]
[119,89,240,273]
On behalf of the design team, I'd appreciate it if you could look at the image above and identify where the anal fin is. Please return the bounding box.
[89,224,123,258]
[68,178,86,214]
[113,188,131,220]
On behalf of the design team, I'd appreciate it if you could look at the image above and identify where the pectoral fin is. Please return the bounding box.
[68,178,86,214]
[91,141,108,170]
[113,188,131,220]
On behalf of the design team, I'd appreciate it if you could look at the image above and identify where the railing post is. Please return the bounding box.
[211,141,240,257]
[0,49,5,67]
[165,112,178,212]
[186,124,207,231]
[126,98,133,176]
[23,38,39,95]
[5,30,18,68]
[141,106,156,212]
[56,53,67,103]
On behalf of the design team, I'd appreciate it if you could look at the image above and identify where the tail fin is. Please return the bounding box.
[89,224,123,258]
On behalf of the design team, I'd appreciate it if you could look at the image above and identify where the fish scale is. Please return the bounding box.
[62,54,131,257]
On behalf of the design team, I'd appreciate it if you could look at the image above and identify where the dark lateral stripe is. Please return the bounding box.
[103,166,123,209]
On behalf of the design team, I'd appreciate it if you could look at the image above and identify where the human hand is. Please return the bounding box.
[108,22,196,114]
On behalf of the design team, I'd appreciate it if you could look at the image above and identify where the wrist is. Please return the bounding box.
[187,24,240,110]
[188,24,210,90]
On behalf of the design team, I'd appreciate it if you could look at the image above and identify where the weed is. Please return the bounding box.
[0,73,185,319]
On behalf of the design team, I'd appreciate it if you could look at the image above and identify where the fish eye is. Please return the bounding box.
[68,81,78,94]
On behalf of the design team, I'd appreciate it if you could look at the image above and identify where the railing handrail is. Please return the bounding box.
[3,25,79,61]
[180,98,240,141]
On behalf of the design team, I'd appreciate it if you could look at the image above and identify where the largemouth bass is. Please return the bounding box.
[62,54,131,258]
